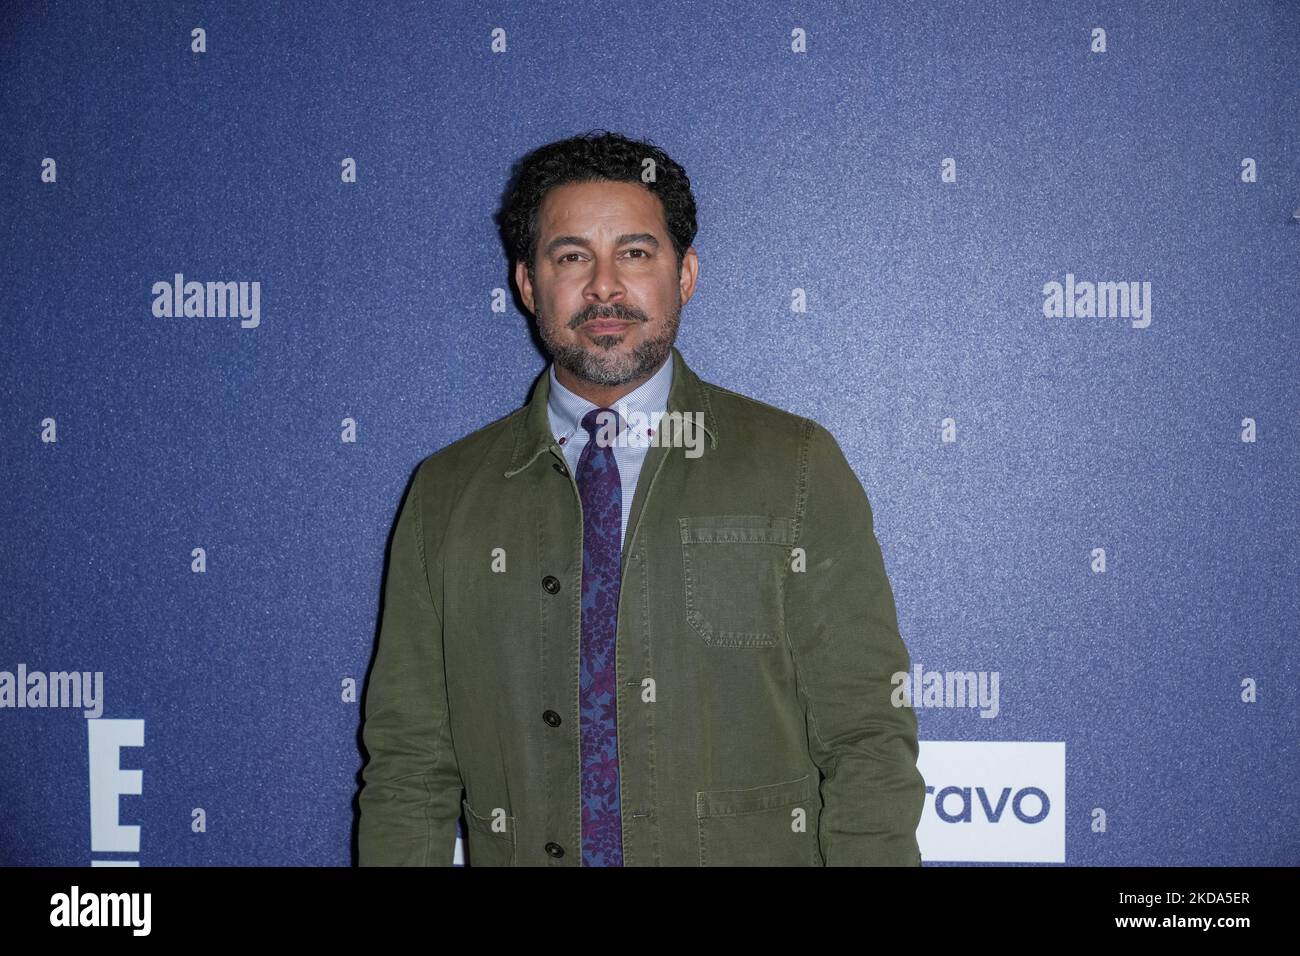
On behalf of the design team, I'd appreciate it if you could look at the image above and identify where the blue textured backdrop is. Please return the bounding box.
[1,0,1296,866]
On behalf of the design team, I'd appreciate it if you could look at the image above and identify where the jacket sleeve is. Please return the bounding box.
[358,463,463,865]
[782,422,925,866]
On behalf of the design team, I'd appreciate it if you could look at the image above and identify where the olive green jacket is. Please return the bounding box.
[358,345,924,866]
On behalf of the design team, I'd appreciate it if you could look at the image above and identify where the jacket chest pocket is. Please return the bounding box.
[679,514,797,648]
[461,797,517,867]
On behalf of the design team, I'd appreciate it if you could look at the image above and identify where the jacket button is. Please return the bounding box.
[545,842,565,859]
[542,575,561,594]
[542,710,562,727]
[552,462,567,475]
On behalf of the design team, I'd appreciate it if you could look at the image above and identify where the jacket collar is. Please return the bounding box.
[505,344,718,478]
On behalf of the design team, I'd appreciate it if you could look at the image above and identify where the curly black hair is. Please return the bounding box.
[497,129,698,281]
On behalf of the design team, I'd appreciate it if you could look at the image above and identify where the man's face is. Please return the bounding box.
[516,179,698,388]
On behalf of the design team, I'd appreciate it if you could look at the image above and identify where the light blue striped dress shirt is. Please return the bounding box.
[546,354,675,553]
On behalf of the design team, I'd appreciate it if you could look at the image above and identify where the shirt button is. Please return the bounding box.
[542,575,561,594]
[542,710,562,727]
[545,842,565,859]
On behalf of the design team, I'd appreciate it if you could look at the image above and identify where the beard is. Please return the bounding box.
[537,297,681,387]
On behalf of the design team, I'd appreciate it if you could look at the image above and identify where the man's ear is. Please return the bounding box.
[678,246,699,306]
[515,259,534,313]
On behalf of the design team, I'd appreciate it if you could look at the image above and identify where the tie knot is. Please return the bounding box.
[580,407,622,446]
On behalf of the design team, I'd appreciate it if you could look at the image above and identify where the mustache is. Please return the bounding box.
[570,305,646,328]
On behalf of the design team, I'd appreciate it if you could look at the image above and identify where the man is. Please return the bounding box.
[358,130,924,866]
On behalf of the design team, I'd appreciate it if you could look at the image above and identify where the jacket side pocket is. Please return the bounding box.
[696,773,819,866]
[460,796,517,867]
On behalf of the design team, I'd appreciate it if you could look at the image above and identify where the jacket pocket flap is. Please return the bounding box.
[679,514,797,546]
[696,773,815,818]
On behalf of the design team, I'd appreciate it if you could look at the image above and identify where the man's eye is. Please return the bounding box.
[557,250,647,263]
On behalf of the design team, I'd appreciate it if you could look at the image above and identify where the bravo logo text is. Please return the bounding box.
[916,741,1065,863]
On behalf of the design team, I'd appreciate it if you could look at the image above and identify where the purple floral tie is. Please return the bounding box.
[576,406,623,866]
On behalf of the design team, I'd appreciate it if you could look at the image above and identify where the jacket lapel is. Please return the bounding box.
[502,344,721,577]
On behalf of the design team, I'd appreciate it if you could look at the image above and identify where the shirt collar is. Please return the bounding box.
[505,344,718,478]
[546,352,674,448]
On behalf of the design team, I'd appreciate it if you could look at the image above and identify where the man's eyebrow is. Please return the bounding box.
[543,233,661,256]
